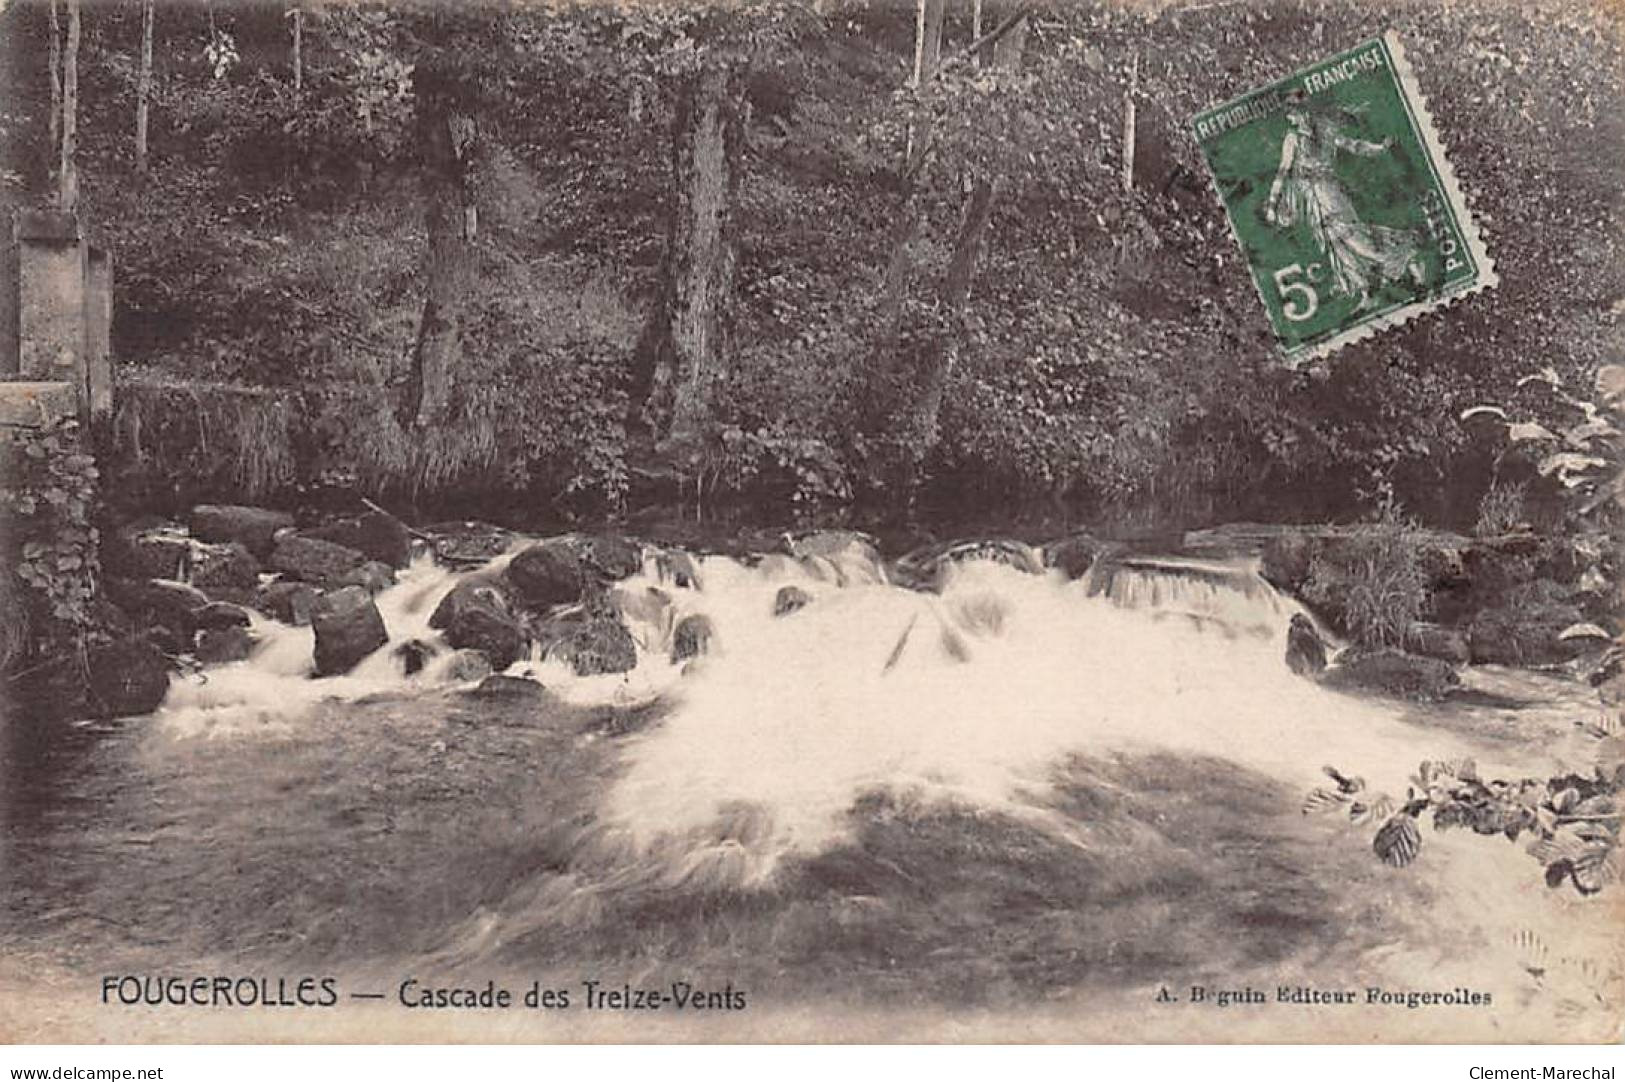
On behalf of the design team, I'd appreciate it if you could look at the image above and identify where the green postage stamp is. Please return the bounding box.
[1192,31,1496,363]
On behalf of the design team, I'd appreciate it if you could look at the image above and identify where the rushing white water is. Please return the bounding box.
[157,534,1520,863]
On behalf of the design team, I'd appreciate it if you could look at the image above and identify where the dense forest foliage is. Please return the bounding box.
[1,0,1621,532]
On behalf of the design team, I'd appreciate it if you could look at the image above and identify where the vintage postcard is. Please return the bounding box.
[1,0,1622,1050]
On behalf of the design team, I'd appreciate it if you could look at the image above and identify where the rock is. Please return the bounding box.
[571,534,643,582]
[467,674,547,700]
[443,648,495,683]
[310,586,388,676]
[506,540,586,608]
[786,529,880,563]
[654,549,703,590]
[394,639,438,676]
[190,541,261,593]
[773,585,813,617]
[893,539,1042,592]
[549,618,638,676]
[421,521,517,569]
[85,637,171,718]
[196,626,256,665]
[1468,589,1587,667]
[1259,532,1319,595]
[188,505,295,559]
[306,509,412,569]
[1284,613,1328,677]
[257,580,320,626]
[1320,648,1459,701]
[429,576,513,630]
[428,577,526,670]
[671,614,715,662]
[105,577,210,633]
[337,560,396,596]
[195,601,252,630]
[1406,622,1470,665]
[444,604,527,671]
[269,533,367,587]
[104,522,191,580]
[1044,534,1111,581]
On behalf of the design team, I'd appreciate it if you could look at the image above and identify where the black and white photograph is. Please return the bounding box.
[0,0,1622,1048]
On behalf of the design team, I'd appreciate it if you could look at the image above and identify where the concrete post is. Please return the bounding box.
[14,210,87,387]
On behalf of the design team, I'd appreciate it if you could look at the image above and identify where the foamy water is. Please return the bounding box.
[157,538,1517,866]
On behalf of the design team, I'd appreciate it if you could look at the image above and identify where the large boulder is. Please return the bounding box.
[1044,534,1112,582]
[85,638,172,717]
[429,578,527,670]
[310,586,388,676]
[506,541,587,609]
[1320,648,1459,701]
[270,533,367,587]
[429,576,512,631]
[420,521,518,569]
[1406,622,1470,665]
[190,541,261,594]
[103,522,192,580]
[105,577,211,635]
[305,509,412,569]
[188,505,295,559]
[195,626,256,665]
[671,614,715,662]
[1467,581,1586,666]
[195,601,252,630]
[572,534,643,582]
[1284,614,1328,677]
[444,605,526,671]
[549,618,638,676]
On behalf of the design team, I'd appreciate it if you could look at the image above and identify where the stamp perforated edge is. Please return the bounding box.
[1194,30,1500,366]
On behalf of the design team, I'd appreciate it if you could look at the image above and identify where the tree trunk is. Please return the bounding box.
[135,0,153,174]
[290,7,302,94]
[47,0,61,153]
[902,13,1026,448]
[402,107,479,430]
[636,62,744,452]
[58,0,80,212]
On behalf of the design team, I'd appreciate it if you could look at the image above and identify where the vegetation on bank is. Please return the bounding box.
[0,0,1620,529]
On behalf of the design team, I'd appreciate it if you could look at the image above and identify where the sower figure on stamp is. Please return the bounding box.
[1265,106,1426,313]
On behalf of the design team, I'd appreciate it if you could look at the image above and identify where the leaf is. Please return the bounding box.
[1560,622,1614,642]
[1552,787,1582,814]
[1508,421,1558,442]
[1351,793,1396,827]
[1374,814,1422,867]
[1538,452,1608,478]
[1596,365,1625,405]
[1570,846,1618,895]
[1460,405,1508,423]
[1302,787,1349,815]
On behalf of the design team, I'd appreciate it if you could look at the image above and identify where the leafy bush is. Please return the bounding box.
[1307,753,1624,897]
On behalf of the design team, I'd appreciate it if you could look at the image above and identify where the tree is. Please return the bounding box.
[47,0,61,154]
[58,0,79,211]
[400,65,482,430]
[288,5,303,94]
[636,58,746,453]
[135,0,153,174]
